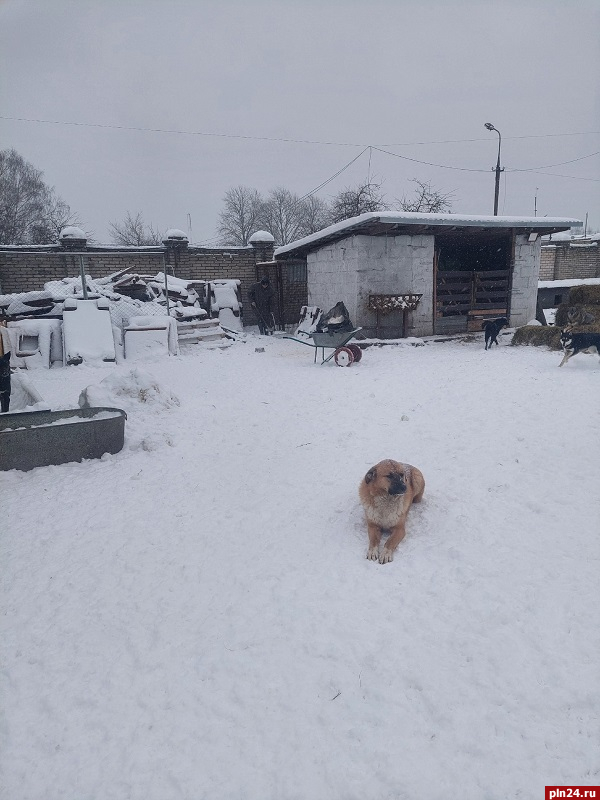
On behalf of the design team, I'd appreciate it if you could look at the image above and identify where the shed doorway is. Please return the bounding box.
[434,231,512,334]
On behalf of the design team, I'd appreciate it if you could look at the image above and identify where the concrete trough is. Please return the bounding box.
[0,407,126,471]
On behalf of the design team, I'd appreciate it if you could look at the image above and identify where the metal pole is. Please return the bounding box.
[493,130,501,216]
[485,123,503,216]
[78,254,88,300]
[162,253,170,318]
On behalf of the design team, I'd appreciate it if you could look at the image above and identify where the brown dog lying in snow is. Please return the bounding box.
[359,459,425,564]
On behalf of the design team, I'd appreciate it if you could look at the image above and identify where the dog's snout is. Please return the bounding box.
[388,478,406,495]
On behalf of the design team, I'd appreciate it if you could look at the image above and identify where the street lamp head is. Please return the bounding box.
[484,122,496,132]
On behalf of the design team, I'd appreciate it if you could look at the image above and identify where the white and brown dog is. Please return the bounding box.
[359,459,425,564]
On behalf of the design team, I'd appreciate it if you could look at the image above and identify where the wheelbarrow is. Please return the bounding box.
[283,328,364,366]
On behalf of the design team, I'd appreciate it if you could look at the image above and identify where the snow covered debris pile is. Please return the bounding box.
[79,368,180,412]
[63,298,116,365]
[1,318,63,369]
[0,291,57,317]
[1,269,245,365]
[209,279,243,331]
[0,271,230,329]
[147,273,208,320]
[177,317,232,345]
[124,316,179,359]
[6,373,48,412]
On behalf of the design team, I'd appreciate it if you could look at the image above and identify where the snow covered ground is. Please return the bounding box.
[2,333,599,800]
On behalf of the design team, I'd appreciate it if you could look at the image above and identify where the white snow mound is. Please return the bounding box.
[78,368,180,411]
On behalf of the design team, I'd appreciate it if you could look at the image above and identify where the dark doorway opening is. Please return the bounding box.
[434,231,512,334]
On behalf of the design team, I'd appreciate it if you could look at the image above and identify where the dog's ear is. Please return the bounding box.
[364,467,376,484]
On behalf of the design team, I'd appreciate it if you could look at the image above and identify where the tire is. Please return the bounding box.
[334,346,355,367]
[348,344,363,362]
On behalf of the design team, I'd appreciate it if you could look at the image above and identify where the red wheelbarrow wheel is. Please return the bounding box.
[348,344,363,362]
[334,346,355,367]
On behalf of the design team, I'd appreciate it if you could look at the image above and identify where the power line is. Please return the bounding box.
[3,113,598,180]
[523,170,600,182]
[372,146,491,173]
[374,145,600,175]
[196,150,371,243]
[510,151,600,171]
[1,114,598,149]
[6,113,595,195]
[297,148,370,201]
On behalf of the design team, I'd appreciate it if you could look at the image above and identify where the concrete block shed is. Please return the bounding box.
[274,212,582,338]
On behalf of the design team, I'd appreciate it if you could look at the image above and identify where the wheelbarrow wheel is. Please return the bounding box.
[348,344,363,363]
[334,346,355,367]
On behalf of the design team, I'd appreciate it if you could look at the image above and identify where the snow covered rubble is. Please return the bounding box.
[0,272,242,374]
[1,335,598,799]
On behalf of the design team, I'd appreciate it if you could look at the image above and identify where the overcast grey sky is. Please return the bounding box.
[1,0,598,243]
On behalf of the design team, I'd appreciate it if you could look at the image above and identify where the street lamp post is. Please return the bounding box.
[484,122,503,215]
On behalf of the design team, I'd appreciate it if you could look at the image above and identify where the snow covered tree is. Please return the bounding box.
[109,211,163,246]
[397,179,455,213]
[328,181,388,224]
[0,148,82,244]
[217,185,264,246]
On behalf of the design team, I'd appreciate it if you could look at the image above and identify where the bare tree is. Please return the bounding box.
[217,185,264,246]
[217,185,332,246]
[299,195,331,236]
[397,179,455,213]
[109,211,164,246]
[328,180,388,224]
[0,148,82,244]
[258,187,314,246]
[39,192,85,241]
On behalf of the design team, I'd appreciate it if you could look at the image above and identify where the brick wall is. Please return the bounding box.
[539,240,600,280]
[250,259,308,328]
[279,262,308,325]
[0,243,276,327]
[539,246,556,280]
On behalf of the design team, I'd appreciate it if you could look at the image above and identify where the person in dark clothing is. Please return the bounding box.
[248,276,276,334]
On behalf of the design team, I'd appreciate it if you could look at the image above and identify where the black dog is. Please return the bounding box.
[0,351,11,413]
[559,330,600,367]
[482,317,508,350]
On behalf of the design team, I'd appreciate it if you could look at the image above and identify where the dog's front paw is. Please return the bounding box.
[366,547,379,561]
[379,548,394,564]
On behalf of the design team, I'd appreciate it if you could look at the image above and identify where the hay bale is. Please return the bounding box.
[554,303,600,329]
[511,326,562,349]
[568,285,600,306]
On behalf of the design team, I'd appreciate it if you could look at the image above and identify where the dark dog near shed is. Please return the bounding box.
[482,317,508,350]
[558,330,600,367]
